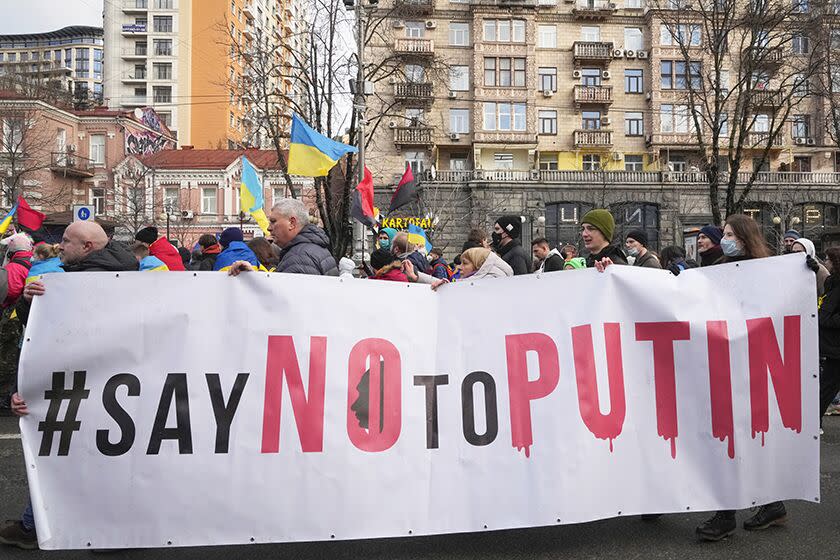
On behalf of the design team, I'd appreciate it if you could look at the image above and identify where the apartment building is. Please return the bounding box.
[104,0,306,149]
[0,27,104,102]
[365,0,840,253]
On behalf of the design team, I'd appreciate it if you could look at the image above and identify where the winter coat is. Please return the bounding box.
[399,250,430,276]
[497,239,530,276]
[191,252,218,271]
[370,265,409,282]
[149,237,185,271]
[276,224,338,276]
[665,257,699,276]
[820,275,840,358]
[633,250,662,269]
[213,241,259,271]
[585,245,628,268]
[429,256,450,279]
[2,250,32,308]
[471,251,514,280]
[792,238,830,297]
[139,256,169,271]
[699,246,724,267]
[538,249,564,273]
[26,257,64,286]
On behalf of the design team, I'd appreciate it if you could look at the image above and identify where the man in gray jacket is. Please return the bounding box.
[229,198,337,276]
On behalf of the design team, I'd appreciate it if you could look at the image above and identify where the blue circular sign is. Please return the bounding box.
[77,207,91,220]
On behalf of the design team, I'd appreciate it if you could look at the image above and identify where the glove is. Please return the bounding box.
[806,254,820,273]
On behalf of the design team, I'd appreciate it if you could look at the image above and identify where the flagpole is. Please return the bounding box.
[352,0,368,263]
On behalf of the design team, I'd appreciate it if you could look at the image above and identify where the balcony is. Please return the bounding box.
[572,0,618,19]
[744,46,784,68]
[123,0,148,12]
[242,2,255,20]
[121,47,148,59]
[574,85,613,107]
[394,38,434,56]
[50,152,95,178]
[573,41,614,63]
[120,95,149,107]
[574,129,613,147]
[121,23,148,36]
[752,89,782,108]
[122,71,147,83]
[648,133,700,146]
[473,131,535,143]
[434,170,474,182]
[479,170,533,181]
[395,0,434,12]
[747,131,784,148]
[394,82,433,101]
[394,126,433,146]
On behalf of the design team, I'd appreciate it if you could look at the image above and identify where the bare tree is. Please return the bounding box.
[112,159,155,238]
[650,0,826,224]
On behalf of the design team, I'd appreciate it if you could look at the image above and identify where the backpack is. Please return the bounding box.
[432,261,454,281]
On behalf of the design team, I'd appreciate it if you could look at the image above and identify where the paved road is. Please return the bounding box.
[1,413,839,559]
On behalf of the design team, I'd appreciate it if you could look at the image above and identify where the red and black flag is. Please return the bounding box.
[388,164,421,214]
[351,166,377,229]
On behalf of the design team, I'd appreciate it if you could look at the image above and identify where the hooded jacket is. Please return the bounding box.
[794,238,830,297]
[2,250,32,308]
[191,244,221,271]
[633,250,662,269]
[471,251,514,280]
[497,239,530,275]
[585,244,628,268]
[429,256,451,279]
[370,264,409,282]
[538,248,564,273]
[149,236,185,271]
[820,275,840,359]
[276,224,338,275]
[213,241,259,271]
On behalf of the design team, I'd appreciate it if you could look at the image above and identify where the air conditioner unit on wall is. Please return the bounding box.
[388,120,398,128]
[612,152,622,161]
[601,117,612,126]
[637,51,649,59]
[425,21,437,29]
[448,90,457,98]
[795,137,807,145]
[573,70,582,79]
[602,70,611,79]
[613,49,624,58]
[625,50,637,58]
[181,210,194,219]
[645,92,652,101]
[449,132,461,140]
[543,89,554,97]
[807,138,816,145]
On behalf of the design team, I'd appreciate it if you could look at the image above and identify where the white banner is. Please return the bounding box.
[18,255,819,550]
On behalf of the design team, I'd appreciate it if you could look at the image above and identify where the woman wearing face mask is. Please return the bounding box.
[376,228,398,252]
[696,214,777,542]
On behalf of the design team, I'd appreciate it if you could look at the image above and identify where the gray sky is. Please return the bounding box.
[1,0,102,34]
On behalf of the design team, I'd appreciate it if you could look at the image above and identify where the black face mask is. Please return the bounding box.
[491,232,502,248]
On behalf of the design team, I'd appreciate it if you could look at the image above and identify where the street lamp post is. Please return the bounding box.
[163,201,173,240]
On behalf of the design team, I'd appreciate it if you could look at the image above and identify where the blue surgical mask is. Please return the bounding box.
[720,238,742,257]
[626,247,640,258]
[379,238,391,250]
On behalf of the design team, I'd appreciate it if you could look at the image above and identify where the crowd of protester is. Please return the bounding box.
[0,198,837,548]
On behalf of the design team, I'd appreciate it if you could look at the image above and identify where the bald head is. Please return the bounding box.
[60,221,109,264]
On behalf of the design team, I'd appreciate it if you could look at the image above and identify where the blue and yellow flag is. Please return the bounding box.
[241,156,270,235]
[0,203,18,235]
[407,223,433,253]
[288,113,358,177]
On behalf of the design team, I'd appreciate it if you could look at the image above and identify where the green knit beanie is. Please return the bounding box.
[564,257,587,270]
[581,209,615,242]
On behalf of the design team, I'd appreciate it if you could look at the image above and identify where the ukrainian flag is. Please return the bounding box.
[0,203,17,235]
[288,113,358,177]
[241,156,270,235]
[407,223,433,253]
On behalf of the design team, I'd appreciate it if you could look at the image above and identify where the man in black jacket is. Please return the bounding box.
[492,215,529,275]
[581,209,628,268]
[532,238,564,273]
[1,221,137,550]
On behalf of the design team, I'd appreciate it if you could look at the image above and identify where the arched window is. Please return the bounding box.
[611,202,660,250]
[544,202,593,250]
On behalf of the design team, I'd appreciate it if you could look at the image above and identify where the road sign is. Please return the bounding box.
[73,205,95,222]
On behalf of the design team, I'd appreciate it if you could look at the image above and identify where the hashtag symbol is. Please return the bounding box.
[38,371,90,457]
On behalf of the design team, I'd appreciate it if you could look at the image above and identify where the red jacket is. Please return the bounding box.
[149,237,185,271]
[370,267,408,282]
[2,250,32,308]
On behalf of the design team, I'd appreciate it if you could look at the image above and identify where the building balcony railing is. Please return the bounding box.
[243,2,255,20]
[573,41,614,62]
[394,82,433,100]
[121,47,148,58]
[122,71,147,82]
[428,169,840,185]
[120,95,149,106]
[574,129,613,146]
[394,38,434,55]
[50,152,95,178]
[744,46,784,67]
[394,126,433,145]
[747,131,784,147]
[752,89,782,107]
[574,85,613,105]
[123,0,148,12]
[472,131,535,143]
[572,0,618,18]
[395,0,434,12]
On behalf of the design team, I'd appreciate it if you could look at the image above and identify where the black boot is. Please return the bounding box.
[696,510,736,541]
[743,501,787,531]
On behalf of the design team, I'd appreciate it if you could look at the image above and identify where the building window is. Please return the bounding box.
[201,188,217,214]
[154,62,172,79]
[792,35,810,54]
[581,26,600,42]
[625,69,643,93]
[450,108,469,133]
[153,86,172,103]
[625,155,644,171]
[482,19,525,43]
[612,202,660,250]
[625,112,644,136]
[581,67,601,87]
[75,48,90,78]
[494,153,513,169]
[483,57,525,87]
[792,73,809,96]
[135,42,147,56]
[660,104,691,133]
[155,0,174,7]
[792,115,810,138]
[667,155,687,171]
[449,65,469,90]
[450,155,469,170]
[153,39,173,56]
[231,0,236,13]
[538,67,557,92]
[582,154,602,171]
[92,188,105,215]
[405,151,427,174]
[164,187,179,208]
[624,28,643,51]
[482,102,526,131]
[539,155,558,170]
[582,111,601,130]
[449,22,470,46]
[89,134,105,165]
[405,64,425,83]
[405,108,424,126]
[751,70,770,90]
[153,16,173,33]
[405,21,425,38]
[273,187,285,206]
[539,110,557,134]
[538,25,557,48]
[753,113,769,132]
[660,24,701,46]
[661,60,701,89]
[793,0,809,12]
[627,0,643,6]
[158,112,172,127]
